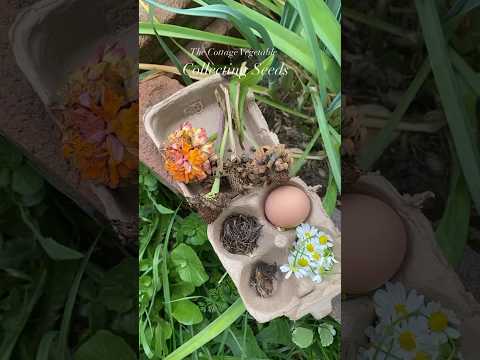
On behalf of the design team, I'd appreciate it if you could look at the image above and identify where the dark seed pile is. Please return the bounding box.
[221,214,262,255]
[249,261,278,298]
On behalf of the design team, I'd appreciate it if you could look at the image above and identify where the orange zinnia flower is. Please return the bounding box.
[55,43,138,189]
[162,122,215,184]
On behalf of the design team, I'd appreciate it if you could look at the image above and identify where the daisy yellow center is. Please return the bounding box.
[305,231,313,239]
[428,311,448,332]
[395,303,408,317]
[319,235,328,245]
[298,258,309,267]
[399,331,416,351]
[414,352,430,360]
[313,252,321,261]
[306,243,315,252]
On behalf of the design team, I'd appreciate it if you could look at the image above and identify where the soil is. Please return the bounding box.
[221,213,262,255]
[249,261,278,298]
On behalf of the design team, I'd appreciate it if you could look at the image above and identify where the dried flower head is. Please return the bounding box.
[55,42,138,188]
[162,122,216,184]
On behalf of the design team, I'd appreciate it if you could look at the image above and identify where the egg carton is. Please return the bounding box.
[207,177,340,322]
[143,74,279,197]
[143,74,341,322]
[9,0,137,238]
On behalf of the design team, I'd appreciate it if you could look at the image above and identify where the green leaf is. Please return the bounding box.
[416,0,480,214]
[19,206,84,260]
[170,244,209,287]
[171,282,195,300]
[218,324,267,359]
[35,331,58,360]
[139,22,249,48]
[11,164,44,196]
[323,173,338,215]
[165,298,246,360]
[312,93,341,193]
[291,327,313,349]
[290,0,340,65]
[180,213,208,246]
[256,318,292,346]
[171,299,203,325]
[221,0,340,91]
[98,257,137,313]
[73,330,136,360]
[57,234,100,358]
[318,323,335,347]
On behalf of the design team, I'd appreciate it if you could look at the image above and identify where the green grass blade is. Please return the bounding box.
[0,271,47,360]
[256,0,283,15]
[290,128,321,176]
[290,0,341,65]
[171,38,213,72]
[436,151,471,266]
[165,298,246,360]
[358,60,431,169]
[162,206,180,349]
[450,48,480,96]
[312,93,341,193]
[445,0,480,20]
[56,232,101,358]
[221,0,340,91]
[139,22,249,48]
[143,0,272,50]
[416,0,480,213]
[294,0,327,101]
[35,331,58,360]
[323,173,338,215]
[154,34,192,85]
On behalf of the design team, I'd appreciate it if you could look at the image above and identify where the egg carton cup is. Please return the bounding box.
[143,74,279,198]
[342,174,480,359]
[9,0,137,238]
[207,177,341,323]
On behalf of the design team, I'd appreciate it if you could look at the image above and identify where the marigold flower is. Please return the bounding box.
[162,122,215,184]
[55,43,138,189]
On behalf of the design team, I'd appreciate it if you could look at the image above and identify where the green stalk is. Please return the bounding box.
[165,298,246,360]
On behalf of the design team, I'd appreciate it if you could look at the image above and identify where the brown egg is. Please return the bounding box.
[264,186,311,228]
[342,193,407,295]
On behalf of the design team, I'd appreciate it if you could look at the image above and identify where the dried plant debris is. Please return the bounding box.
[221,214,262,255]
[223,145,292,192]
[189,191,233,224]
[249,261,278,298]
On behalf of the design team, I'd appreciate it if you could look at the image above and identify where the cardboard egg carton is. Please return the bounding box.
[143,74,340,322]
[9,0,137,240]
[208,177,341,322]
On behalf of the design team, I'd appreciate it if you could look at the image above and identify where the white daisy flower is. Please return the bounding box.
[280,254,308,279]
[316,231,334,250]
[296,223,319,242]
[391,317,437,358]
[422,301,461,345]
[319,249,338,270]
[373,282,424,322]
